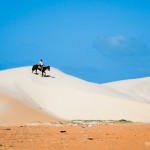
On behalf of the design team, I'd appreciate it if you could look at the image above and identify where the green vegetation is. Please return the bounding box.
[67,119,133,125]
[115,119,132,123]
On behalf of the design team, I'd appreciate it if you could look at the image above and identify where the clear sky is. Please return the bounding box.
[0,0,150,83]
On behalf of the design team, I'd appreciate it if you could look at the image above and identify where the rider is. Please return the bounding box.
[39,59,44,72]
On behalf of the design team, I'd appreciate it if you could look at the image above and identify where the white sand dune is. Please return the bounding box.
[0,66,150,124]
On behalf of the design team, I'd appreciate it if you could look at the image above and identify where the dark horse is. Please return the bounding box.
[32,65,50,77]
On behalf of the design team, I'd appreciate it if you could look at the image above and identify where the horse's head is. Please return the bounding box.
[47,66,50,71]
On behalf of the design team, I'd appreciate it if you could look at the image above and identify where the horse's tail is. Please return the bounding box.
[32,65,36,73]
[32,66,34,73]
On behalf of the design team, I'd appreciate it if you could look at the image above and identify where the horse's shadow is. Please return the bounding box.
[33,72,55,78]
[43,74,55,78]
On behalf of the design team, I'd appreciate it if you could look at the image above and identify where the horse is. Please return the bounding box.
[32,65,50,77]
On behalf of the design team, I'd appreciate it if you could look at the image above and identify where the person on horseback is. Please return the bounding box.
[39,59,44,72]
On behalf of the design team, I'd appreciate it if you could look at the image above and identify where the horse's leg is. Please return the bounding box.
[32,69,35,73]
[32,66,34,73]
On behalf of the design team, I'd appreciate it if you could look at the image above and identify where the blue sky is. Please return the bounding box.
[0,0,150,83]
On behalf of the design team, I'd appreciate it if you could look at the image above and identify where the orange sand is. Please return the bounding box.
[0,124,150,150]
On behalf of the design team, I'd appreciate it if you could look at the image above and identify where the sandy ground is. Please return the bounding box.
[0,123,150,150]
[1,67,150,150]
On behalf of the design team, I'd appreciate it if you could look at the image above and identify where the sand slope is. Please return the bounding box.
[0,66,150,123]
[0,93,59,125]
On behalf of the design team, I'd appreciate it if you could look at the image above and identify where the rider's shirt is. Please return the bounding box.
[39,61,43,66]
